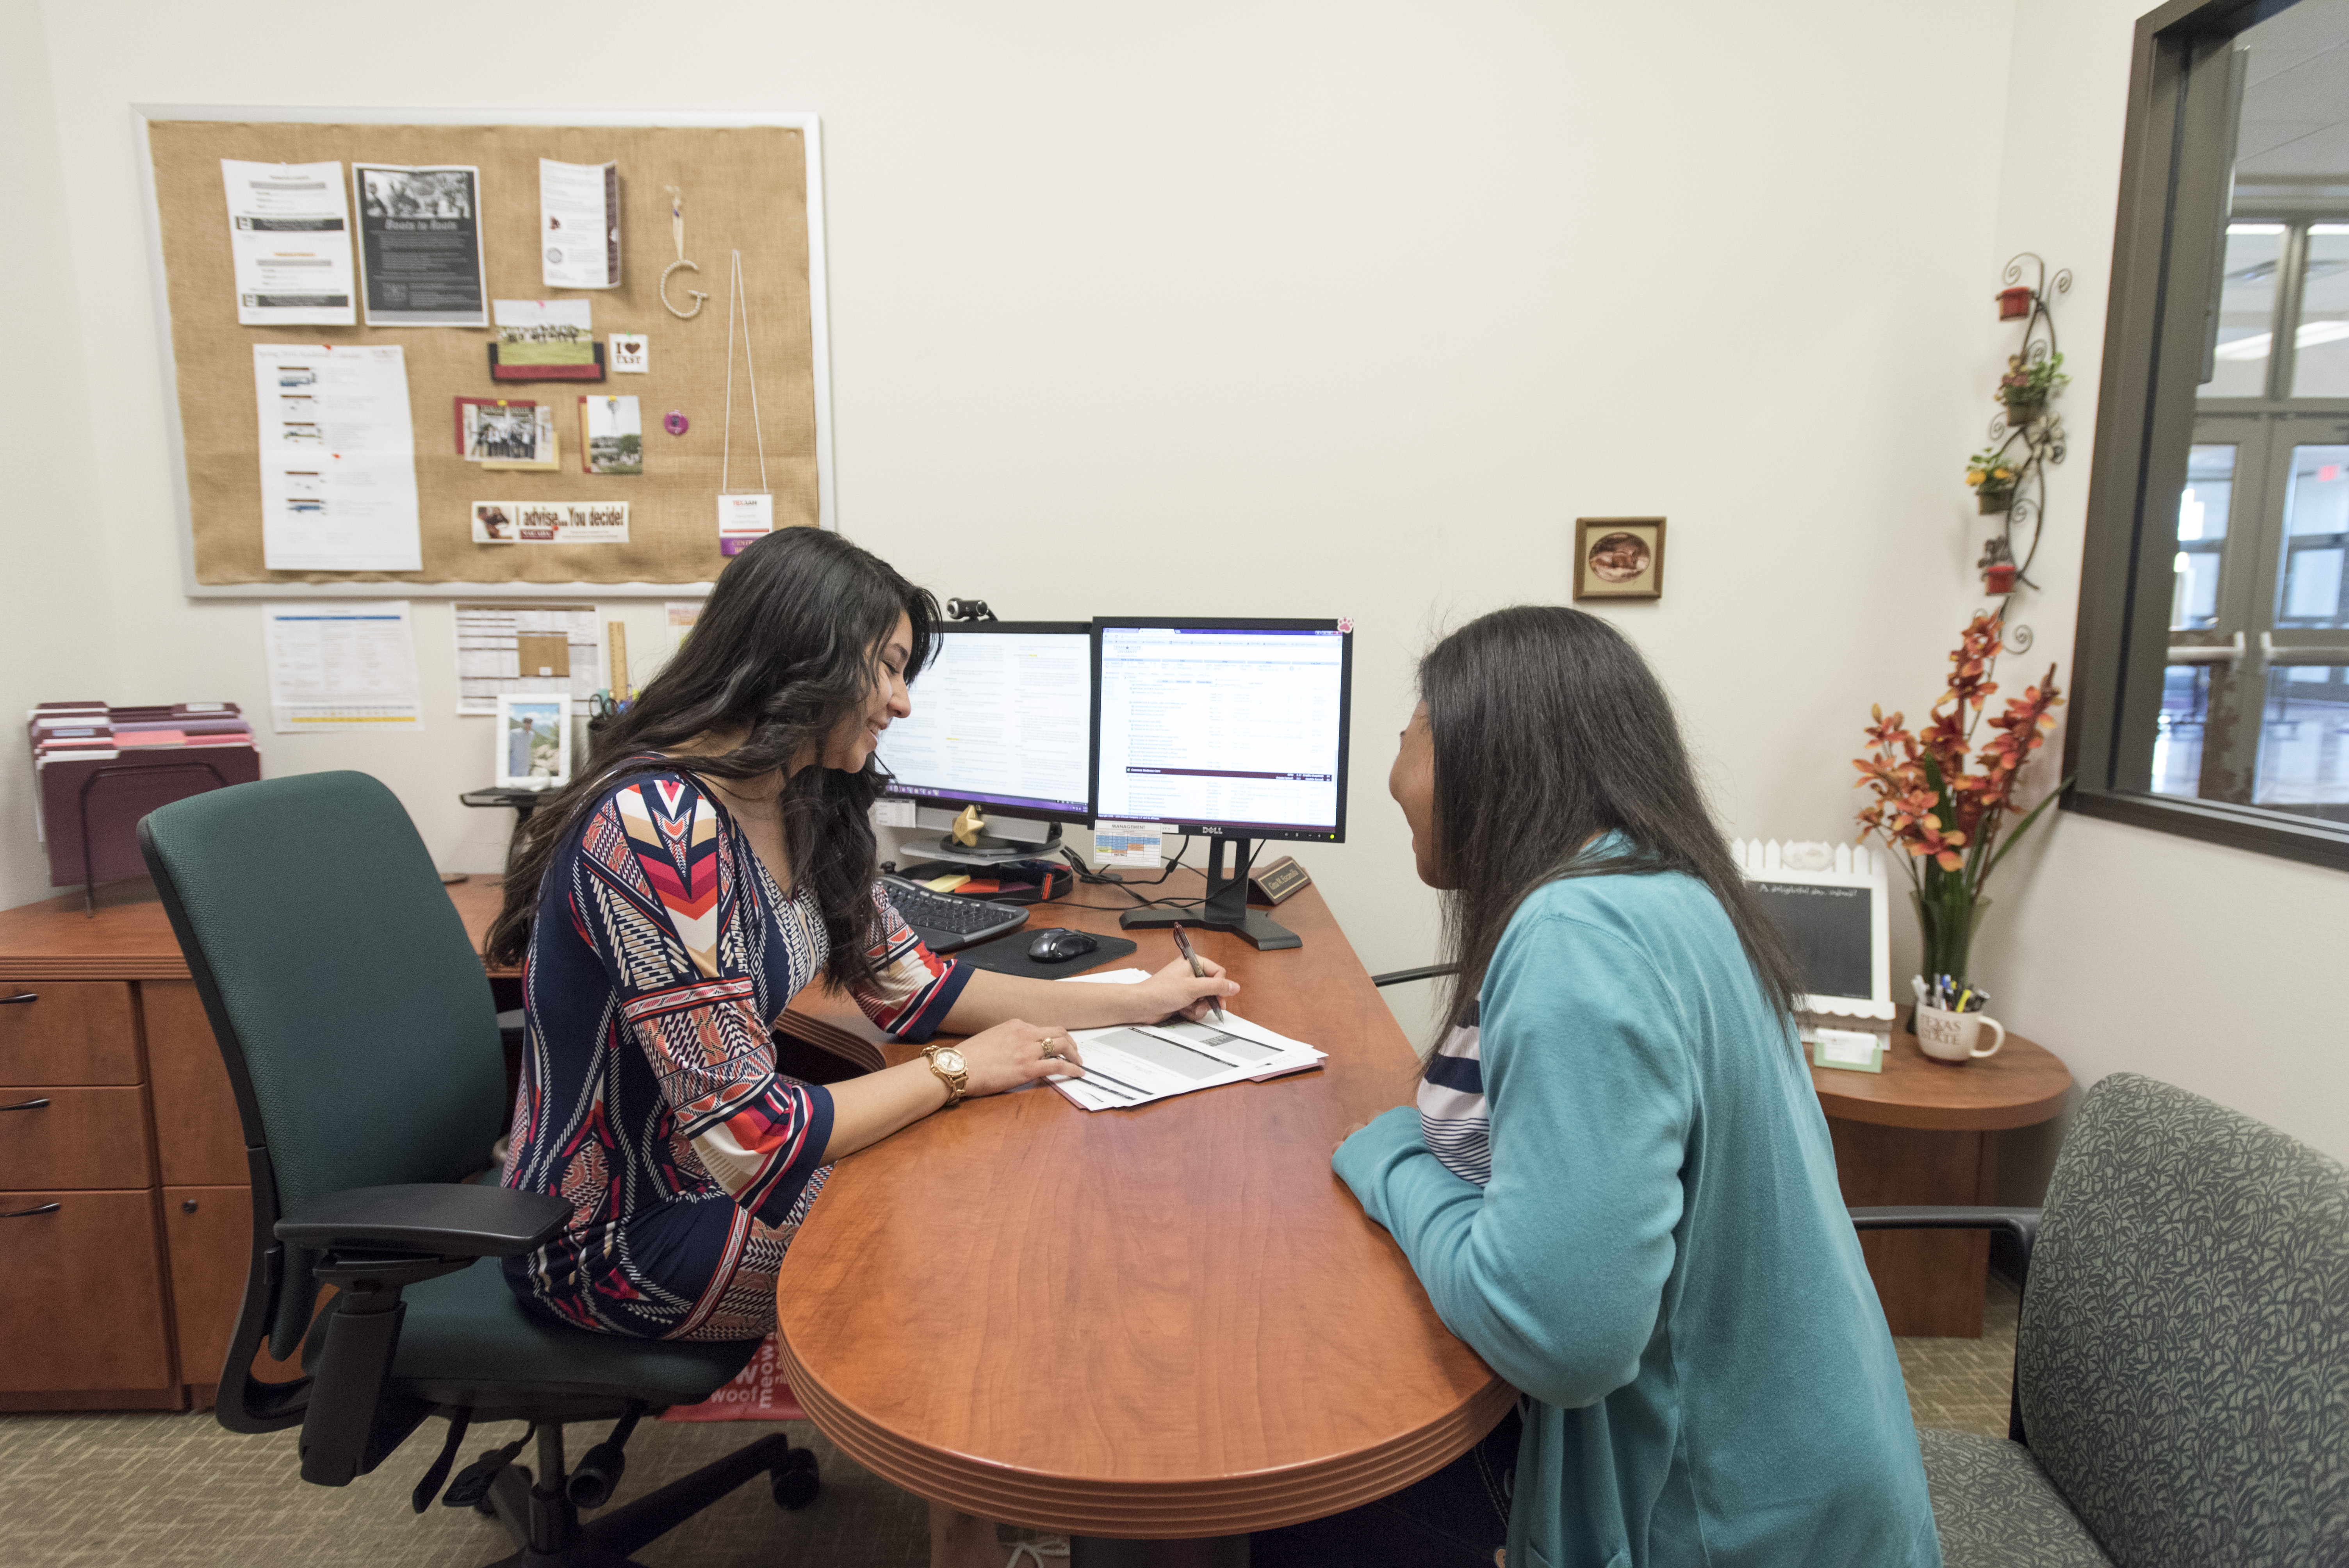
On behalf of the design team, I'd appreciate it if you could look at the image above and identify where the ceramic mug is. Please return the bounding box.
[1914,1002,2006,1062]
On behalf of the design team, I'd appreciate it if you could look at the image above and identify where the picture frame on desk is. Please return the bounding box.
[493,694,570,791]
[1731,839,1896,1032]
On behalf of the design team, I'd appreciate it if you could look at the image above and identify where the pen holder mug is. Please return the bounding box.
[1913,1003,2006,1063]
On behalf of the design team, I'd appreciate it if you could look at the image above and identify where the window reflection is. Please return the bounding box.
[2172,444,2235,629]
[2153,665,2212,798]
[2203,224,2285,397]
[2253,665,2349,808]
[2291,226,2349,397]
[2279,444,2349,629]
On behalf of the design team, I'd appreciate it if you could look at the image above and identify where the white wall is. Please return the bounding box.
[1,0,117,899]
[1971,0,2348,1172]
[7,0,2020,1009]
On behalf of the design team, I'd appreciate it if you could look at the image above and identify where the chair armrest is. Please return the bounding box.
[277,1184,570,1259]
[1850,1205,2044,1283]
[1371,964,1460,989]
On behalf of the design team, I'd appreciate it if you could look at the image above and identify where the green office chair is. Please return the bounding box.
[139,771,821,1567]
[1854,1073,2348,1567]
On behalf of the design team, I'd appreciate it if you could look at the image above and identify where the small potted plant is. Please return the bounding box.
[1996,351,2067,428]
[1966,447,2019,513]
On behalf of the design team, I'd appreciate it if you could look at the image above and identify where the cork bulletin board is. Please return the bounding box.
[135,109,832,597]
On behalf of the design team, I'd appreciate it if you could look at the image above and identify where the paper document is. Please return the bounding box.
[251,344,421,571]
[1044,977,1326,1111]
[453,602,601,716]
[262,602,423,733]
[353,163,487,326]
[222,160,356,326]
[538,159,621,289]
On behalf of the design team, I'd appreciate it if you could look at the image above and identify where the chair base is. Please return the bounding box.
[477,1429,816,1567]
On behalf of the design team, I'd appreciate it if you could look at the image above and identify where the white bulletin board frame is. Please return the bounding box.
[1732,840,1896,1023]
[133,105,836,600]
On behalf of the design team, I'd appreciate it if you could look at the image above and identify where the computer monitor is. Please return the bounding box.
[876,621,1095,864]
[1092,617,1353,949]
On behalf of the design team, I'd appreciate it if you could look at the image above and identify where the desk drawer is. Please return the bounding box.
[0,1086,153,1190]
[0,1189,173,1393]
[0,983,139,1085]
[141,981,244,1186]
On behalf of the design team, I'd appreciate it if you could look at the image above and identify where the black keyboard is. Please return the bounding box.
[883,875,1029,954]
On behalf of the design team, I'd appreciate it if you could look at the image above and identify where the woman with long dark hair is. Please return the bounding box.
[1258,606,1937,1568]
[488,529,1233,1568]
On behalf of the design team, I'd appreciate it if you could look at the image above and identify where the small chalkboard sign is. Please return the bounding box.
[1733,840,1895,1024]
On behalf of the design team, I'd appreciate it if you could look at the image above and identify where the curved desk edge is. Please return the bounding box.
[775,1334,1517,1538]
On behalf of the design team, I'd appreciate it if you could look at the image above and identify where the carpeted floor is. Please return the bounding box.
[0,1276,2019,1567]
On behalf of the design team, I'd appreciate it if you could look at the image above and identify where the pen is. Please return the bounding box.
[1169,923,1224,1024]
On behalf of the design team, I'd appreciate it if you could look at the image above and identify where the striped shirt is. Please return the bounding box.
[1418,1000,1490,1187]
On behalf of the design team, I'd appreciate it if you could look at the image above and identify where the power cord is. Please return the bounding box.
[1057,839,1196,911]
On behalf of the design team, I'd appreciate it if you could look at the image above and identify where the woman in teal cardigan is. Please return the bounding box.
[1258,607,1940,1568]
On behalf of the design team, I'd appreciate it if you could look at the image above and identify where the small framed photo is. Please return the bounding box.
[1573,517,1666,601]
[494,694,571,790]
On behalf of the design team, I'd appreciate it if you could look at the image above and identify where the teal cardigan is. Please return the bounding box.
[1334,869,1941,1568]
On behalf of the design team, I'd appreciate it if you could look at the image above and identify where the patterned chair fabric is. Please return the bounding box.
[1917,1427,2114,1568]
[2013,1072,2349,1566]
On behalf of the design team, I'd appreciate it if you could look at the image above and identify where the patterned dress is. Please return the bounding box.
[500,766,969,1341]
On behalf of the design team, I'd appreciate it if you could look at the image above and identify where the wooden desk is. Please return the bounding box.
[773,873,1512,1549]
[1812,1017,2071,1337]
[0,875,509,1410]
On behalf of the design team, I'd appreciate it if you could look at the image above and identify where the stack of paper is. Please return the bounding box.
[1048,969,1326,1112]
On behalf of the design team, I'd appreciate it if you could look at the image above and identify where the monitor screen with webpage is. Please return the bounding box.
[876,622,1094,822]
[1091,619,1351,843]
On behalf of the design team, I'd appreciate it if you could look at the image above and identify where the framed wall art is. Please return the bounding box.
[1573,516,1666,601]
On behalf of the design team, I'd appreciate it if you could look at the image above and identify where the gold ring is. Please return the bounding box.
[1041,1038,1062,1058]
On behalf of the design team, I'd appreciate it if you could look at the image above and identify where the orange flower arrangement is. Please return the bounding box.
[1854,612,2066,984]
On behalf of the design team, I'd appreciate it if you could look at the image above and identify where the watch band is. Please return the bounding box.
[923,1045,968,1108]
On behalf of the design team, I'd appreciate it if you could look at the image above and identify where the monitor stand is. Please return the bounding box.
[898,825,1065,867]
[1118,836,1302,951]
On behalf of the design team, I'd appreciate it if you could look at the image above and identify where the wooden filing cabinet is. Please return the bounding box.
[0,878,508,1409]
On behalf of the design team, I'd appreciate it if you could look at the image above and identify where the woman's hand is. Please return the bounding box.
[955,1018,1086,1097]
[1133,956,1241,1024]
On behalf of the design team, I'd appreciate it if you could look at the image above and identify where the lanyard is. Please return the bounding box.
[719,249,767,497]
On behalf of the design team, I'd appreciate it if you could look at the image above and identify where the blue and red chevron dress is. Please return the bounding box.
[500,766,968,1340]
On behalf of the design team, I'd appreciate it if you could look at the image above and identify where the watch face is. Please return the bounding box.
[934,1048,966,1074]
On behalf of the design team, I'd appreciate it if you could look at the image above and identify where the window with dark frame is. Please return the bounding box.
[2070,0,2349,870]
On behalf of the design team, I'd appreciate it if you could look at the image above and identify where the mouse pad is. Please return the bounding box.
[951,927,1139,980]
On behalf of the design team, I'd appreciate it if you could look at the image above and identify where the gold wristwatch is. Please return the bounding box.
[923,1044,969,1108]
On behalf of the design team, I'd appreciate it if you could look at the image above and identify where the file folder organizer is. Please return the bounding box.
[29,702,262,909]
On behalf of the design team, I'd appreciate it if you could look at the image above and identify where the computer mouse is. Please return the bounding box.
[1027,928,1100,964]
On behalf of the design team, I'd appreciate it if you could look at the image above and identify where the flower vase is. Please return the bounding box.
[1977,485,2015,515]
[1912,891,1991,989]
[2001,395,2045,428]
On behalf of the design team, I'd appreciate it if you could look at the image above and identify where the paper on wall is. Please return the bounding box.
[352,163,487,327]
[221,159,356,326]
[262,602,423,733]
[471,502,628,545]
[494,299,594,331]
[538,159,621,289]
[251,344,421,571]
[453,602,601,717]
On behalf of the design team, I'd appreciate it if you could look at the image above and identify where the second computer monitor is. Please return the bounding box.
[876,621,1094,824]
[1091,618,1352,842]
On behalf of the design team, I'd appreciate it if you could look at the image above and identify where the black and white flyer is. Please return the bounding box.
[352,163,487,327]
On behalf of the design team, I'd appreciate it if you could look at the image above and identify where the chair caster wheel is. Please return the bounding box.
[770,1447,820,1510]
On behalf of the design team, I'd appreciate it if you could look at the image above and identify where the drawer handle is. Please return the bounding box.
[0,992,34,1005]
[0,1098,50,1112]
[2,1203,62,1219]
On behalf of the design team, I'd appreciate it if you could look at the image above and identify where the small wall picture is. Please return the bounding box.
[1573,517,1666,601]
[495,694,571,790]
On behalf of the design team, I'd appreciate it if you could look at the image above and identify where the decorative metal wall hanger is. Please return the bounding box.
[1966,253,2071,600]
[659,187,709,320]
